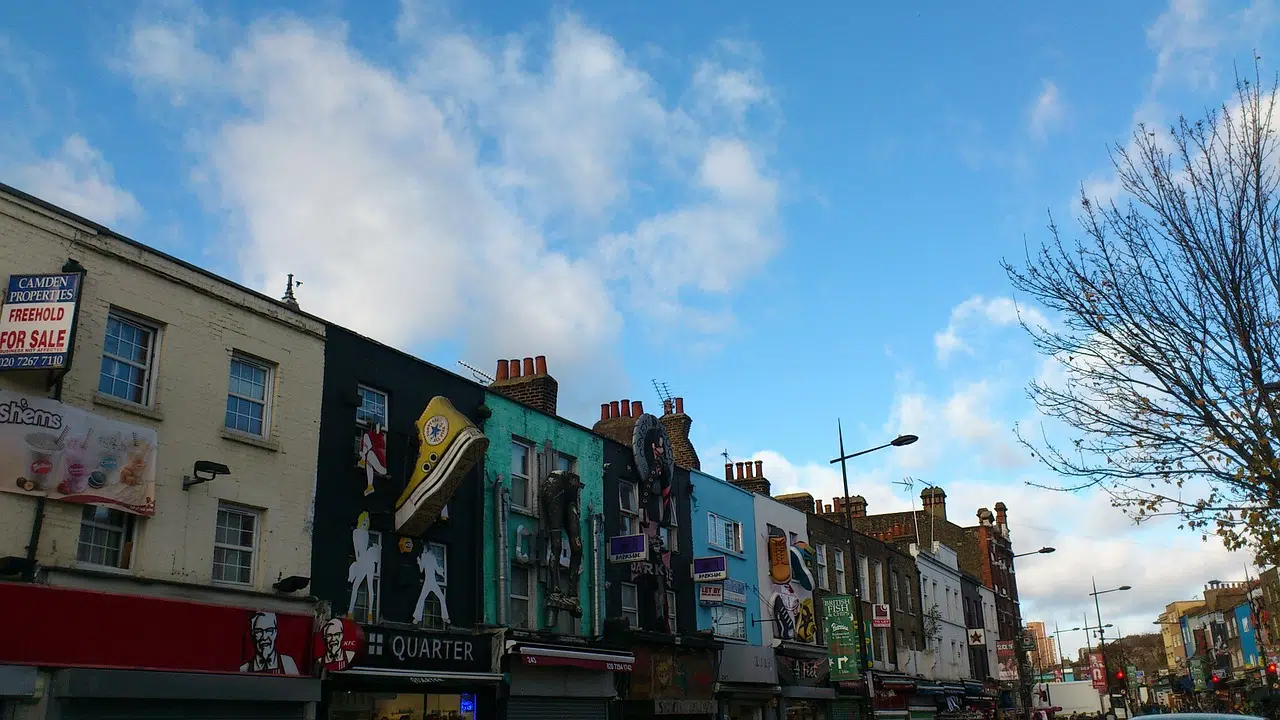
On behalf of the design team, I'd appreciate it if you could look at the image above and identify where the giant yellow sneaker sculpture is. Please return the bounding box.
[394,396,488,536]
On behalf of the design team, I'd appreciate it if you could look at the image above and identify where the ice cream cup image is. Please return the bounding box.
[58,436,91,494]
[24,432,64,491]
[96,433,126,473]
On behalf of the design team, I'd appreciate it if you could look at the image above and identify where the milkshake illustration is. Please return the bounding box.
[57,432,91,495]
[23,432,64,492]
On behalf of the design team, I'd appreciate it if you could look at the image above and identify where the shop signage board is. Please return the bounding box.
[823,594,860,681]
[608,533,648,562]
[692,555,727,582]
[1090,653,1107,691]
[872,603,891,628]
[656,699,716,715]
[0,273,82,371]
[698,583,724,605]
[718,644,776,685]
[722,578,747,605]
[997,640,1018,682]
[355,627,491,674]
[0,390,158,515]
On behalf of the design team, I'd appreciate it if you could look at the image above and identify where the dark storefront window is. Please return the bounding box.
[330,691,477,720]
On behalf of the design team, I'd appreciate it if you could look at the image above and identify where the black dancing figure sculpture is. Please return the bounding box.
[540,469,584,618]
[632,414,675,526]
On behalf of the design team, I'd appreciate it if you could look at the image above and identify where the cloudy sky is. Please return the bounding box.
[3,0,1278,661]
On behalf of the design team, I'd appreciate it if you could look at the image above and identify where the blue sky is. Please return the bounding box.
[3,0,1277,657]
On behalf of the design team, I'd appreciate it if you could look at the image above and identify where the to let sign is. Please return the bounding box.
[608,534,648,563]
[692,555,728,582]
[0,273,82,371]
[699,584,724,606]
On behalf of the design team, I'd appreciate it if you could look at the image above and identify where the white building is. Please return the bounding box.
[912,540,972,681]
[980,584,1000,680]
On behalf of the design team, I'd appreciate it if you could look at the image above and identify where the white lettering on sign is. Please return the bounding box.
[390,635,475,663]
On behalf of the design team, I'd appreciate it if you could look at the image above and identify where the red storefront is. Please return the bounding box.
[0,581,321,720]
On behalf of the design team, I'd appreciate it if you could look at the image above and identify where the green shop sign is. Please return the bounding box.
[823,594,863,680]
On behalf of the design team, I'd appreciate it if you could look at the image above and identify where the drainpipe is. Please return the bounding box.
[497,478,510,626]
[592,511,603,637]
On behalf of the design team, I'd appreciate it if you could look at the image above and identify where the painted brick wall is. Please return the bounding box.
[0,191,325,595]
[481,391,604,633]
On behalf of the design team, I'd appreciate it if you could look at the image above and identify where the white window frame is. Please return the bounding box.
[621,582,640,628]
[834,549,846,594]
[212,502,260,586]
[891,570,901,609]
[356,385,389,427]
[873,560,884,604]
[707,513,742,553]
[76,504,136,570]
[99,309,161,407]
[711,604,747,640]
[510,439,534,512]
[659,505,679,552]
[619,481,640,535]
[859,556,871,599]
[510,564,534,629]
[422,542,449,630]
[666,590,678,633]
[225,352,274,438]
[815,545,829,590]
[353,529,383,623]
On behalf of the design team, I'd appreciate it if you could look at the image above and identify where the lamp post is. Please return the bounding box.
[1009,547,1055,718]
[1052,623,1082,677]
[1090,579,1132,717]
[830,424,918,719]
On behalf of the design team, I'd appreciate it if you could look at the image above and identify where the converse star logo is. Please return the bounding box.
[970,630,984,644]
[424,416,449,446]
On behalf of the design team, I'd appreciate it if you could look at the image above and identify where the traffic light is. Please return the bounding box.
[1108,669,1126,693]
[1266,662,1278,690]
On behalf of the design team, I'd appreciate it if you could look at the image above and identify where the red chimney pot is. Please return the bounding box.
[632,400,644,417]
[735,462,745,480]
[522,358,535,377]
[620,399,631,417]
[663,399,673,415]
[754,460,763,477]
[599,403,609,422]
[674,397,684,414]
[534,355,547,375]
[495,360,509,381]
[508,358,522,378]
[724,462,733,482]
[610,401,621,418]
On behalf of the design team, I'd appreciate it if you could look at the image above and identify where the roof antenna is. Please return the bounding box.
[721,449,731,465]
[652,379,674,404]
[458,360,495,384]
[281,274,302,308]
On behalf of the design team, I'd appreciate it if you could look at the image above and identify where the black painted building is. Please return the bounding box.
[312,324,499,720]
[961,573,990,681]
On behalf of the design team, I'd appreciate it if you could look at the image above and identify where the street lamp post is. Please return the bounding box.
[1011,547,1055,718]
[830,424,918,720]
[1090,579,1132,718]
[1052,623,1082,677]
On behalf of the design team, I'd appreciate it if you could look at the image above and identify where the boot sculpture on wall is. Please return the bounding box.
[541,469,585,619]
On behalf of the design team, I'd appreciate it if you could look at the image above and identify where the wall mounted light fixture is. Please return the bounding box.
[183,460,231,490]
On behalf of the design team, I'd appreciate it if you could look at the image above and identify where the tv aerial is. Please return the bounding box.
[457,360,495,384]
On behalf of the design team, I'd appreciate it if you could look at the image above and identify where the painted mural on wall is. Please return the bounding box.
[348,511,382,622]
[357,424,388,497]
[412,541,449,625]
[541,469,585,619]
[394,396,488,536]
[767,530,817,642]
[631,413,676,631]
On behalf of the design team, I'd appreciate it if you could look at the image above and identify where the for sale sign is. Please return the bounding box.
[0,273,82,371]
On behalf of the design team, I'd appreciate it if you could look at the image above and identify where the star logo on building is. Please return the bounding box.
[970,630,985,644]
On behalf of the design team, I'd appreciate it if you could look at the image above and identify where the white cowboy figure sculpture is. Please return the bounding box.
[347,511,381,620]
[358,425,388,497]
[411,544,450,626]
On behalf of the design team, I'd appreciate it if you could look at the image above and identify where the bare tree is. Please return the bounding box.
[1004,66,1280,565]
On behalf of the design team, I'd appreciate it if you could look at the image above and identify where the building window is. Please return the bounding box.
[422,543,448,630]
[77,505,135,569]
[510,440,533,511]
[659,508,679,552]
[555,453,575,473]
[356,385,388,426]
[891,570,901,609]
[99,311,159,405]
[712,605,747,640]
[815,545,829,590]
[834,549,846,594]
[859,556,870,599]
[708,513,742,553]
[212,503,258,585]
[619,481,640,534]
[666,590,678,633]
[904,575,914,613]
[352,530,382,623]
[225,354,272,436]
[897,628,905,654]
[510,565,533,629]
[873,561,884,604]
[621,583,639,628]
[874,627,889,662]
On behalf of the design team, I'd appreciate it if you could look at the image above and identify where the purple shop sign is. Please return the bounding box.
[608,534,648,563]
[692,555,728,582]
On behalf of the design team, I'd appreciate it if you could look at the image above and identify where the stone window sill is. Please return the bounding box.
[220,427,281,452]
[93,392,164,422]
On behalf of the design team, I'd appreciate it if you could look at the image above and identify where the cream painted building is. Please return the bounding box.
[0,185,324,613]
[1159,600,1204,672]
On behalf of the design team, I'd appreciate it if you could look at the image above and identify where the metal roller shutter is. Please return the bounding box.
[61,699,306,720]
[507,697,609,720]
[832,700,866,720]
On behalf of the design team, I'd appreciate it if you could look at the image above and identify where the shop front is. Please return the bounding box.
[504,640,635,720]
[867,673,916,720]
[946,680,998,720]
[0,582,320,720]
[776,643,835,720]
[832,679,868,720]
[717,644,782,720]
[623,643,718,720]
[321,623,501,720]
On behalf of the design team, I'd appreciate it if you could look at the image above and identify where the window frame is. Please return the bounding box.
[76,504,137,570]
[619,481,640,535]
[212,502,260,587]
[422,542,449,630]
[666,590,678,633]
[891,570,901,609]
[859,556,871,599]
[510,564,534,629]
[98,309,161,407]
[225,352,274,438]
[621,582,640,628]
[834,549,846,594]
[352,529,383,623]
[555,452,576,473]
[711,604,747,641]
[510,439,534,512]
[815,544,829,590]
[873,560,884,604]
[356,385,389,427]
[707,512,742,553]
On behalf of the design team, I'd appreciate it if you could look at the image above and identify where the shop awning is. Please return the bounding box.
[715,682,781,697]
[340,668,504,683]
[513,644,635,672]
[782,686,837,700]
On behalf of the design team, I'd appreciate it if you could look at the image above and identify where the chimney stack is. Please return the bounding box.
[592,397,641,446]
[632,400,644,417]
[728,458,770,496]
[851,495,867,518]
[815,498,824,513]
[663,399,674,415]
[659,396,700,470]
[994,501,1008,537]
[491,356,558,415]
[620,399,631,418]
[735,462,745,480]
[775,492,816,515]
[921,487,947,521]
[600,403,609,422]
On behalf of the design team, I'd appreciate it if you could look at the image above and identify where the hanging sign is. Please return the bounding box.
[723,578,747,605]
[0,273,82,371]
[608,534,648,563]
[692,555,728,582]
[872,603,891,628]
[699,584,724,606]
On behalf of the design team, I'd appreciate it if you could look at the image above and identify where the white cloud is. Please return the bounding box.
[1029,80,1064,140]
[122,8,781,421]
[934,295,1049,363]
[12,135,142,224]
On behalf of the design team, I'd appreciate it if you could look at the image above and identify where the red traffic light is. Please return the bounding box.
[1268,663,1278,675]
[1115,670,1126,680]
[1211,674,1221,684]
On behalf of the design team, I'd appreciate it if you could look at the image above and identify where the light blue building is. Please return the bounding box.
[689,467,762,646]
[1235,602,1260,667]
